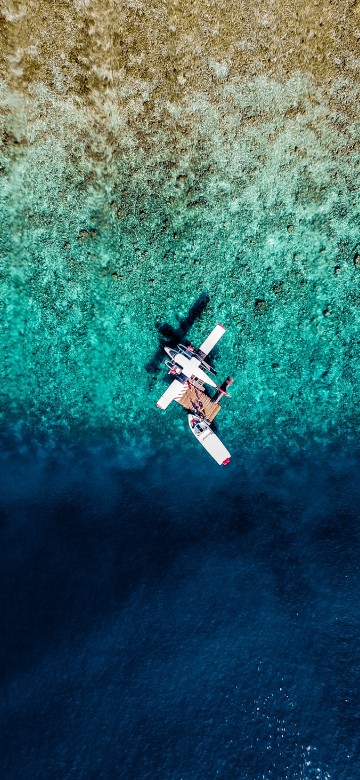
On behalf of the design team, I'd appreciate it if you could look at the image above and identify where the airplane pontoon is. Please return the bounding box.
[156,323,233,465]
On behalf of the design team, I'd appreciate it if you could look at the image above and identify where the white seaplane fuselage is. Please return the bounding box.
[164,347,218,389]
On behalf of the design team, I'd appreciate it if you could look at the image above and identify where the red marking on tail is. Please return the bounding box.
[215,385,230,397]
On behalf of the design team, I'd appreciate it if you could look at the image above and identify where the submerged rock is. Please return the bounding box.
[255,298,267,313]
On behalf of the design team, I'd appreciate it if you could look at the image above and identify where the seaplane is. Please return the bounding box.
[156,323,233,465]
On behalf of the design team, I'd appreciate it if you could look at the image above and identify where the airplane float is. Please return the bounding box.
[156,323,233,465]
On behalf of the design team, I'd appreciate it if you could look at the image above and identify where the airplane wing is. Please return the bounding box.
[198,323,225,357]
[156,379,186,410]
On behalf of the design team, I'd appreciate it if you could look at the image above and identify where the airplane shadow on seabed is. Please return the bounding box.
[145,291,211,378]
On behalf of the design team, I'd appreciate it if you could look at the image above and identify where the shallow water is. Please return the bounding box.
[1,72,359,451]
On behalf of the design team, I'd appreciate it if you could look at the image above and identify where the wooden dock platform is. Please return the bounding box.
[175,384,221,423]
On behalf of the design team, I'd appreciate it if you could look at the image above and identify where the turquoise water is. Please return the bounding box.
[1,75,359,457]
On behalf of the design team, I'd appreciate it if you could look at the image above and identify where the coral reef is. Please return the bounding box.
[0,0,359,456]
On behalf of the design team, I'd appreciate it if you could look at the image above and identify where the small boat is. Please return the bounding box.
[188,414,231,466]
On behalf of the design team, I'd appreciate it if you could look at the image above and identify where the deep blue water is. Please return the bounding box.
[1,439,360,779]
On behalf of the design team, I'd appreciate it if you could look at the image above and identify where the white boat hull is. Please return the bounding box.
[188,414,231,465]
